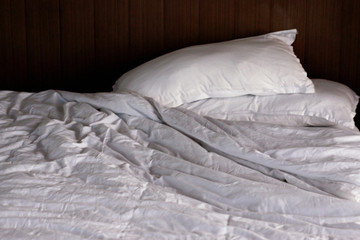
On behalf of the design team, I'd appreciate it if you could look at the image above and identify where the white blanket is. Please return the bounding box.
[1,90,360,239]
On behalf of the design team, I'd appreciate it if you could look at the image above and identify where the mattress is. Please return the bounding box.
[1,89,360,239]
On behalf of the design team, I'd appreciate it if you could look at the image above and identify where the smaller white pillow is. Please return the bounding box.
[113,29,314,107]
[180,79,359,130]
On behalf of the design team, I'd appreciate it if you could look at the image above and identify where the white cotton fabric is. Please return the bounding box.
[1,90,360,239]
[181,79,359,129]
[113,29,314,107]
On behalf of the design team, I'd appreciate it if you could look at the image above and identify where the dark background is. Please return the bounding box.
[1,0,359,94]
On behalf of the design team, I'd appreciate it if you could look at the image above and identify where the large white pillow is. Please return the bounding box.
[180,79,359,130]
[113,29,314,107]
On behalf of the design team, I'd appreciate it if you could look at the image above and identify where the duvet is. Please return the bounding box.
[1,90,360,239]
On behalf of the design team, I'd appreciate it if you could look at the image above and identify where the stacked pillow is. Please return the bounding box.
[113,29,314,107]
[113,29,359,129]
[181,79,359,130]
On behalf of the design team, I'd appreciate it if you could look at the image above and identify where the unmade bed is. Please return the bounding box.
[1,30,360,239]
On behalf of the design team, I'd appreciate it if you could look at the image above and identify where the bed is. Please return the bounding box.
[1,27,360,239]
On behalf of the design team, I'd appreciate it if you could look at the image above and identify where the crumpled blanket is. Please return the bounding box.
[1,90,360,239]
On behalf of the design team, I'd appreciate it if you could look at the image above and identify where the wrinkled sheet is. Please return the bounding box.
[1,90,360,239]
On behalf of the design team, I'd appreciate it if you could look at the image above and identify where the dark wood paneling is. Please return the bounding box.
[26,0,61,90]
[0,0,13,87]
[340,0,360,93]
[271,0,307,63]
[129,0,165,67]
[0,0,360,94]
[95,0,129,89]
[0,0,27,89]
[164,0,200,52]
[10,0,27,88]
[60,0,95,91]
[235,0,271,38]
[305,0,343,82]
[199,0,235,43]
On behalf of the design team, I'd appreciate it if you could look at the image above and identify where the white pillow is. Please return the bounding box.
[180,79,359,130]
[113,29,314,107]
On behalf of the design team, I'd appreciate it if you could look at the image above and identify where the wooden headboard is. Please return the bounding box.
[1,0,359,94]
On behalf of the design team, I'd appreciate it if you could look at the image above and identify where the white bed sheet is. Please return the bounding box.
[1,90,360,239]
